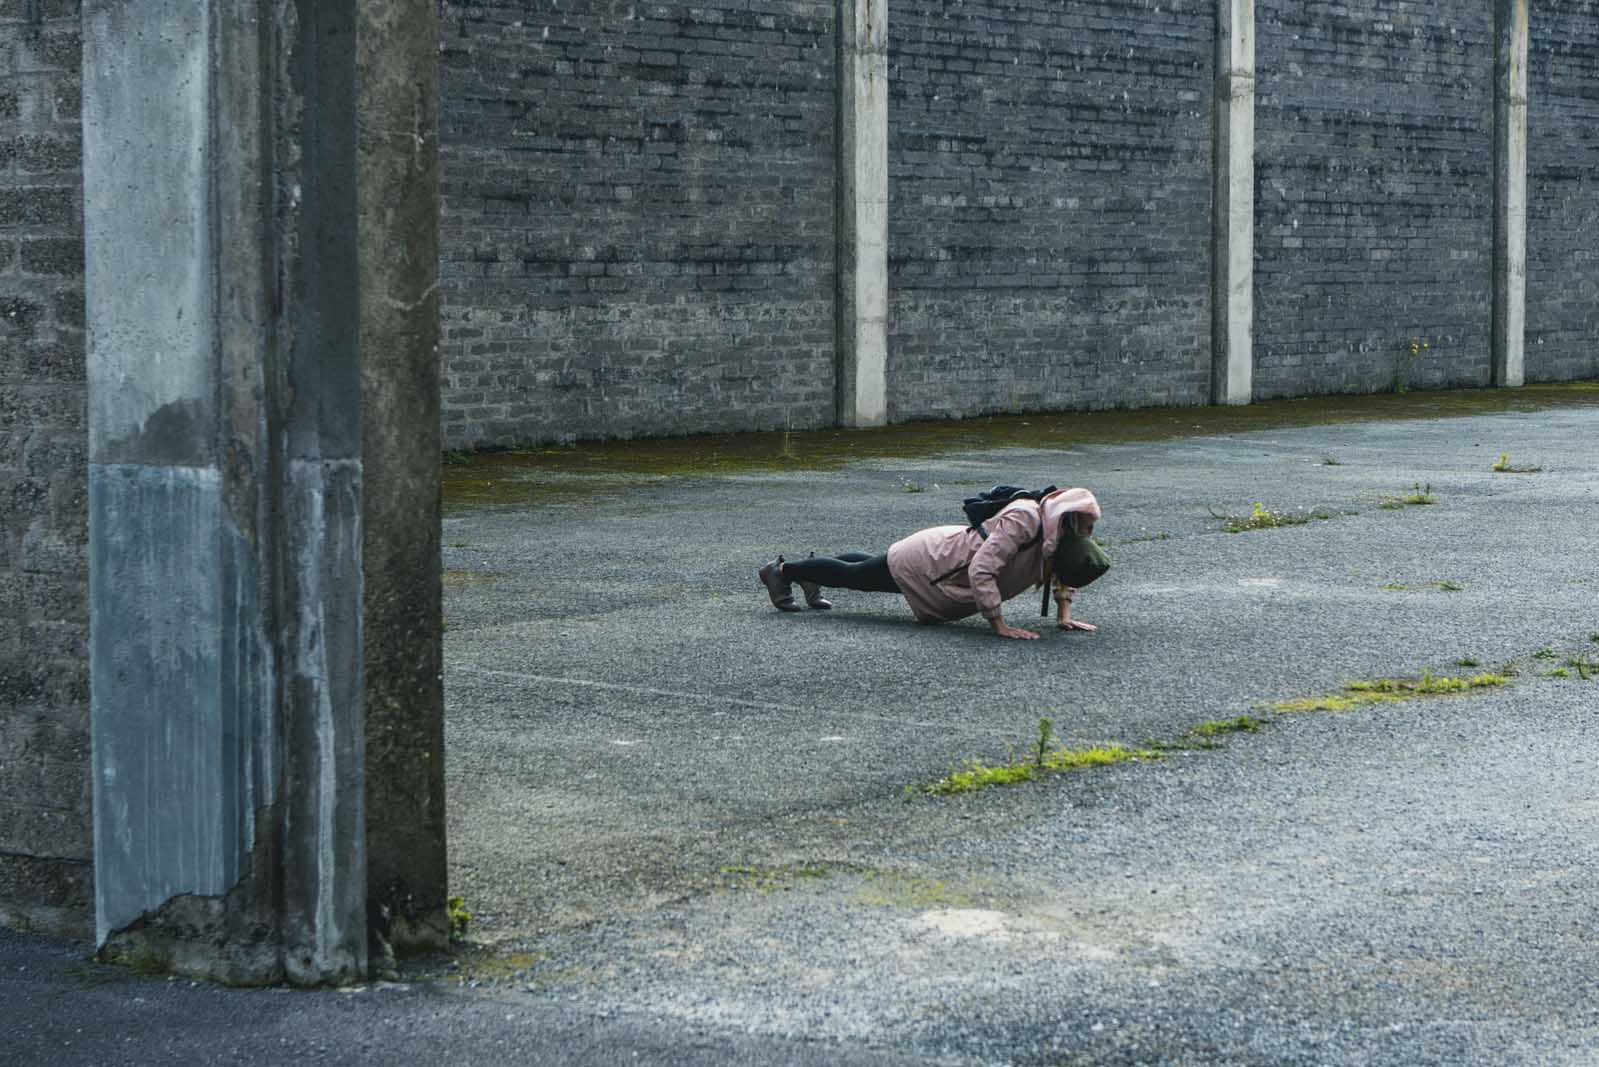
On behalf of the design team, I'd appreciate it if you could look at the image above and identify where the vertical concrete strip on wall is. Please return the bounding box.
[1213,0,1254,405]
[1492,0,1528,387]
[357,0,448,958]
[837,0,889,426]
[82,0,367,984]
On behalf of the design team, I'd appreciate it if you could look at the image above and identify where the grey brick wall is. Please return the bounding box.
[437,1,839,448]
[1526,0,1599,384]
[1253,1,1495,399]
[0,3,92,937]
[885,0,1215,422]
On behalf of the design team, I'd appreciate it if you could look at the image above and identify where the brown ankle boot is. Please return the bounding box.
[758,556,802,612]
[797,554,831,609]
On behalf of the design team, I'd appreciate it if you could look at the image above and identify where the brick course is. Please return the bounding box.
[437,1,840,448]
[1526,0,1599,384]
[1253,1,1495,399]
[885,0,1215,422]
[0,4,91,936]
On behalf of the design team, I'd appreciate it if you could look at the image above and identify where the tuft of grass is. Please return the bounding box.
[447,895,472,941]
[1491,453,1543,474]
[925,744,1159,796]
[1533,648,1558,660]
[1214,502,1331,533]
[900,480,926,493]
[1431,580,1464,592]
[1378,583,1410,591]
[1456,657,1480,668]
[1565,657,1598,680]
[1321,455,1342,466]
[1378,482,1437,509]
[1270,671,1508,713]
[1546,668,1571,679]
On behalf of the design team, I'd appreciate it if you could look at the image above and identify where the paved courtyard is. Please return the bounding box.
[8,390,1599,1065]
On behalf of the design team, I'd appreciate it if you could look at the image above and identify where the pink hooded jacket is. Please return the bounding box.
[885,488,1102,624]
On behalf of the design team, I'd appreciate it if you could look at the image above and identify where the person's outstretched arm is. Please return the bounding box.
[969,507,1041,640]
[1054,585,1097,632]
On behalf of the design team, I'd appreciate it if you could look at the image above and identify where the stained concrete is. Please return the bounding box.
[357,0,449,958]
[81,0,379,984]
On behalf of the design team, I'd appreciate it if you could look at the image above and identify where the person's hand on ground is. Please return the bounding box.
[990,619,1040,640]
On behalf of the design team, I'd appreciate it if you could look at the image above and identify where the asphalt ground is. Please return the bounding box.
[6,395,1598,1065]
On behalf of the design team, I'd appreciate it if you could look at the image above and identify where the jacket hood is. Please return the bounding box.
[1038,488,1102,568]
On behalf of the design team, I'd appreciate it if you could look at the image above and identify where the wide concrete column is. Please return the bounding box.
[836,0,889,427]
[84,1,366,984]
[1212,0,1255,406]
[1492,0,1528,388]
[358,0,449,958]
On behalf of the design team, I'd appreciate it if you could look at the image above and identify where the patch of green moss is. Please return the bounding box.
[851,872,982,909]
[717,864,837,893]
[924,744,1159,796]
[442,382,1599,511]
[1190,715,1264,738]
[1270,671,1508,713]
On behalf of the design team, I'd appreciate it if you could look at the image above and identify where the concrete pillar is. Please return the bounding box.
[358,0,449,958]
[1492,0,1528,388]
[1212,0,1255,406]
[836,0,889,427]
[84,1,367,984]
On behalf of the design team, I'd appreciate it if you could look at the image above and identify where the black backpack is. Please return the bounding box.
[962,485,1057,549]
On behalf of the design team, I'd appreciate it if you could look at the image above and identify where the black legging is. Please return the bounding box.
[783,552,901,593]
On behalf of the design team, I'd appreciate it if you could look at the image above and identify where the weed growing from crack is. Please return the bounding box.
[1432,580,1464,592]
[448,895,472,941]
[1214,502,1332,533]
[1546,668,1571,679]
[1492,453,1543,474]
[1457,657,1480,668]
[1565,656,1599,680]
[1378,483,1437,510]
[1321,455,1342,466]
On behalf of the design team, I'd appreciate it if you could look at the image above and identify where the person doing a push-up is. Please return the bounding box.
[757,487,1109,640]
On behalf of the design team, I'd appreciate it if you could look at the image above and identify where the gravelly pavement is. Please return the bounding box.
[6,398,1598,1065]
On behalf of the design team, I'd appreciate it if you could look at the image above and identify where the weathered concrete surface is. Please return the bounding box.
[358,0,448,958]
[836,0,889,428]
[1493,0,1529,388]
[81,0,371,984]
[1213,0,1254,405]
[8,396,1599,1062]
